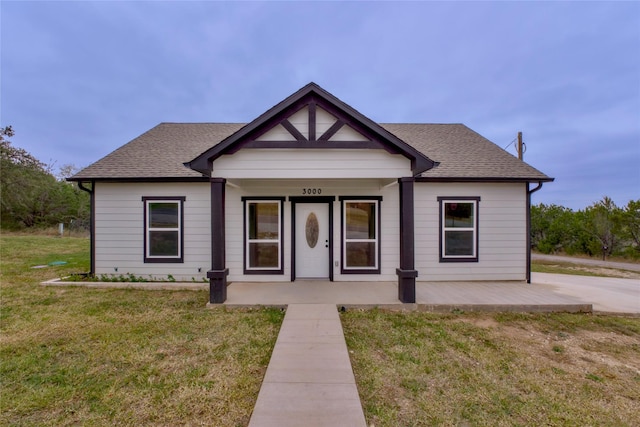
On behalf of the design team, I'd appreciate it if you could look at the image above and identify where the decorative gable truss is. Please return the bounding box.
[249,102,373,146]
[185,83,436,176]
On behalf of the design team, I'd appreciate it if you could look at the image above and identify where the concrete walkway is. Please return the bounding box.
[249,304,366,427]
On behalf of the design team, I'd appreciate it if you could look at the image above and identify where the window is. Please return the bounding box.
[143,197,185,263]
[243,198,284,274]
[438,197,480,262]
[340,197,381,273]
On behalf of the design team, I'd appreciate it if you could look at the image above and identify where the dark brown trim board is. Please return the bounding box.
[208,178,228,303]
[416,177,554,183]
[308,101,316,141]
[526,181,544,283]
[281,119,307,142]
[77,181,96,275]
[397,178,417,303]
[67,177,211,183]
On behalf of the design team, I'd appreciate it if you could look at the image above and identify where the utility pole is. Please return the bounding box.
[517,131,523,160]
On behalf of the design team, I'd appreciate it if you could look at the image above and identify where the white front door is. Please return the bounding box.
[295,203,330,279]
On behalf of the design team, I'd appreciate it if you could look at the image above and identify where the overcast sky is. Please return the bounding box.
[2,1,639,210]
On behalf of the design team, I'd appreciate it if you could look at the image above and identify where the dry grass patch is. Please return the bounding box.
[342,310,640,427]
[0,234,284,426]
[532,259,640,279]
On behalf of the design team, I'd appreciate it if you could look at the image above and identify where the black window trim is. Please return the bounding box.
[142,196,186,264]
[437,196,480,263]
[242,196,286,275]
[339,196,382,274]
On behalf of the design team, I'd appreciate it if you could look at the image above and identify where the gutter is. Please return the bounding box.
[526,181,545,283]
[77,181,95,276]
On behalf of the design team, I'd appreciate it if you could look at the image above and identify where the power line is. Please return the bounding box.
[503,137,517,150]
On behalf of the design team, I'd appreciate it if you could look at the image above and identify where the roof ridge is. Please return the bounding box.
[157,122,247,125]
[155,122,466,126]
[381,122,465,126]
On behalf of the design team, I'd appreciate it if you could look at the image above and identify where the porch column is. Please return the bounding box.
[208,178,229,303]
[396,177,417,303]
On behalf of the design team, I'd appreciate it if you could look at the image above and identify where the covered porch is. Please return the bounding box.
[219,280,592,312]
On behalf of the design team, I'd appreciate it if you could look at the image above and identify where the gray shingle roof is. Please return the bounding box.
[70,122,551,182]
[70,123,244,180]
[381,123,551,180]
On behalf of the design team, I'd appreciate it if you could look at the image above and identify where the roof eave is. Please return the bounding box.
[182,159,212,177]
[415,176,555,183]
[67,176,210,183]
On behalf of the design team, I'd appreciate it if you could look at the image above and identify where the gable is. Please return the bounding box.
[184,83,436,176]
[256,105,370,143]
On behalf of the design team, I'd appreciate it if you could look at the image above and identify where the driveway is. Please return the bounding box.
[532,272,640,314]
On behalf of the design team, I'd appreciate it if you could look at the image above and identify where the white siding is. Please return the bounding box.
[94,182,210,281]
[93,179,528,284]
[212,149,412,179]
[288,107,311,139]
[256,124,297,141]
[316,107,338,136]
[224,179,400,282]
[328,124,370,141]
[414,182,528,281]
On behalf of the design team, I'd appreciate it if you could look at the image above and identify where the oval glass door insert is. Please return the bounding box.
[305,212,319,248]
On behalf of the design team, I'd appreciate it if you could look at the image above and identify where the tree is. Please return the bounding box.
[56,163,82,181]
[530,197,636,258]
[619,199,640,257]
[1,126,89,229]
[1,126,49,172]
[580,196,622,258]
[1,126,52,227]
[530,203,576,254]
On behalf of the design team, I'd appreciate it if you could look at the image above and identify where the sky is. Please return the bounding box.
[2,1,639,211]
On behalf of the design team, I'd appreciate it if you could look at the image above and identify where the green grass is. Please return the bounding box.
[0,233,284,426]
[3,233,639,425]
[342,310,640,427]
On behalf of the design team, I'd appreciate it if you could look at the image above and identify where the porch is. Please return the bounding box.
[220,280,592,313]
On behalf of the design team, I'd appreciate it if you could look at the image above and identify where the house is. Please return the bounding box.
[69,83,553,303]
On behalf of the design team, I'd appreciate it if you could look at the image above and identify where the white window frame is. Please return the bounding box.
[438,197,479,262]
[245,199,283,272]
[342,199,380,272]
[143,197,184,263]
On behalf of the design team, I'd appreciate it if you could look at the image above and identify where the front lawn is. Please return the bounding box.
[3,233,639,426]
[0,234,284,426]
[342,309,640,426]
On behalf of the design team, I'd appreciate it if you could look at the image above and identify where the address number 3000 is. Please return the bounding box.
[302,188,322,195]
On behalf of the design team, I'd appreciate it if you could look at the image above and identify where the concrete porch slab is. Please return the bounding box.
[224,280,593,313]
[225,280,398,306]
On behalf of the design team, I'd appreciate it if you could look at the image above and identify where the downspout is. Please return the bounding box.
[77,181,95,276]
[526,182,544,283]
